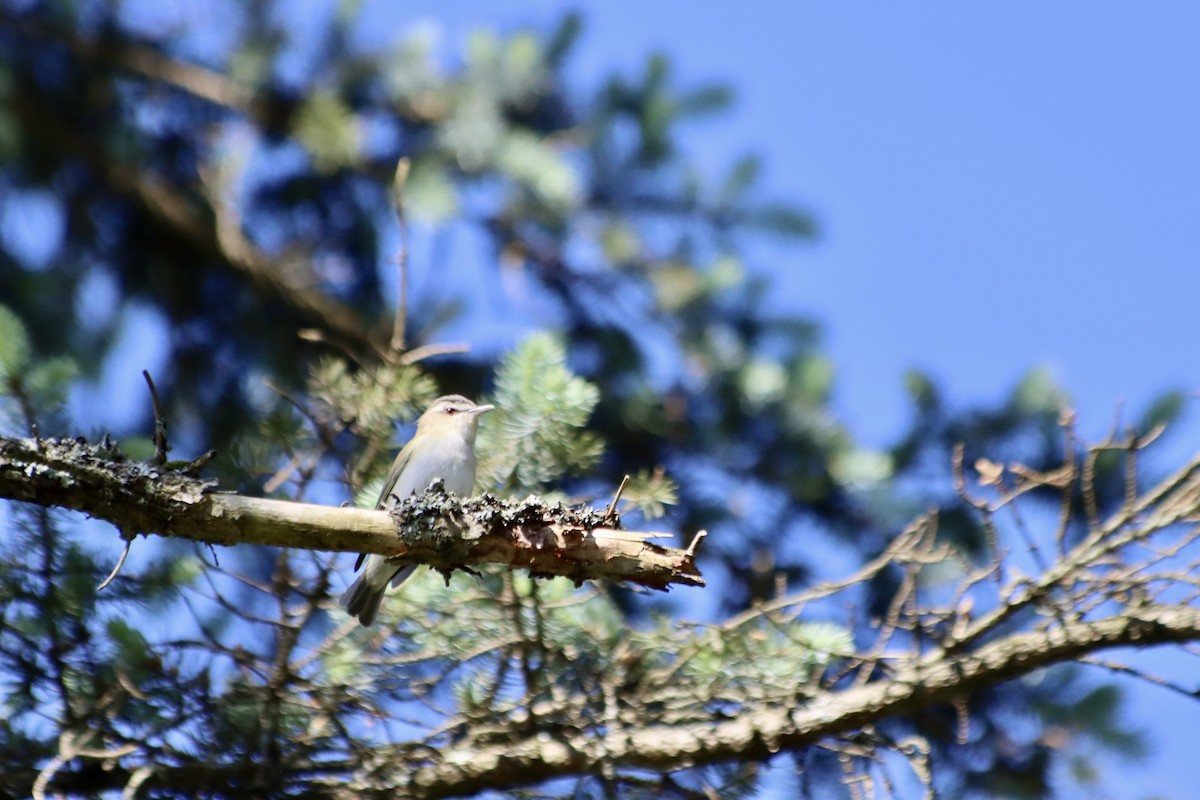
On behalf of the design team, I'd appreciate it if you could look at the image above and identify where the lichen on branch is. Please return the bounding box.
[0,434,704,590]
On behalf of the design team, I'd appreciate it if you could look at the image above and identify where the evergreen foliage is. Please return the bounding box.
[476,332,603,494]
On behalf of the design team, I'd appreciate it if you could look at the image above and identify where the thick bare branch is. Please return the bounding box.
[390,603,1200,797]
[21,604,1200,799]
[0,435,703,590]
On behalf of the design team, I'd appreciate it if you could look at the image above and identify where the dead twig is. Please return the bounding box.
[97,536,134,591]
[143,370,169,465]
[604,475,631,524]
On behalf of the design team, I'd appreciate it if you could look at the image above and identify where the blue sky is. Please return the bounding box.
[365,1,1200,453]
[356,3,1200,797]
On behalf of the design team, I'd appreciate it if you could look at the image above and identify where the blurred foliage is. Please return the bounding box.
[327,570,855,724]
[476,332,603,495]
[0,3,1184,798]
[0,304,30,384]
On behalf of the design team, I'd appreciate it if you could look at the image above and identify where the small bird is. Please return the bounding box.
[339,394,494,626]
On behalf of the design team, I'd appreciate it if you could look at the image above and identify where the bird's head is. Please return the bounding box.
[415,395,495,441]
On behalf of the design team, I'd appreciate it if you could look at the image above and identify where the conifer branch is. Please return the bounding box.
[0,435,704,591]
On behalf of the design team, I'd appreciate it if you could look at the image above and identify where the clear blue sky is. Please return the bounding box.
[358,1,1200,454]
[356,3,1200,797]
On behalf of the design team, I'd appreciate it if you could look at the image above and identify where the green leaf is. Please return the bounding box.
[1139,389,1185,434]
[599,223,640,264]
[465,30,501,73]
[720,153,762,202]
[502,33,543,87]
[120,436,157,462]
[830,448,893,491]
[386,25,444,104]
[324,638,366,683]
[292,90,361,172]
[496,130,581,212]
[106,617,150,669]
[676,84,734,117]
[650,263,704,313]
[463,30,546,104]
[742,203,816,240]
[403,158,460,221]
[25,356,78,411]
[792,354,834,405]
[545,11,583,67]
[1011,366,1066,416]
[903,369,939,414]
[306,355,439,487]
[167,554,205,587]
[0,304,30,384]
[706,255,744,292]
[739,358,787,409]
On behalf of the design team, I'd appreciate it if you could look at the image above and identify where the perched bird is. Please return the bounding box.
[339,394,494,626]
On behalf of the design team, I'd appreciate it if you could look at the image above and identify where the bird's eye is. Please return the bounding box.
[444,407,457,415]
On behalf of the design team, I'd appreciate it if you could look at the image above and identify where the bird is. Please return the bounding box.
[339,394,494,626]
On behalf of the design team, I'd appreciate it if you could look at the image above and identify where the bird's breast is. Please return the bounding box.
[392,438,478,499]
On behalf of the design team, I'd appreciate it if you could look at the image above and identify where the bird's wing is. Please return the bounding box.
[354,443,417,573]
[356,435,459,572]
[375,441,416,510]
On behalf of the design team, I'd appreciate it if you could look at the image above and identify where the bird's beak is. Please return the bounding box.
[470,404,495,416]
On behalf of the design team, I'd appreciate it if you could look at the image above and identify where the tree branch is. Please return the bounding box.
[0,435,703,591]
[19,603,1200,798]
[390,604,1200,798]
[8,82,375,354]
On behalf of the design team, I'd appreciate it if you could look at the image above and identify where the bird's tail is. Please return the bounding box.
[338,557,417,626]
[338,575,386,627]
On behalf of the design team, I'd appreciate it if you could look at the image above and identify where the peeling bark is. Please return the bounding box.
[0,435,703,590]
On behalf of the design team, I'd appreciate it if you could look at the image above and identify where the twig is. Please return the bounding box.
[122,766,154,800]
[297,327,372,366]
[31,752,69,800]
[954,444,1003,580]
[1002,484,1049,573]
[1081,445,1103,533]
[389,158,412,357]
[1125,425,1141,509]
[181,449,218,477]
[1080,655,1200,701]
[721,514,943,630]
[97,536,134,591]
[952,696,970,745]
[264,453,304,495]
[142,370,169,465]
[855,562,919,688]
[399,342,471,365]
[32,730,138,800]
[1055,407,1078,560]
[605,475,631,523]
[114,664,149,701]
[1087,404,1127,532]
[263,378,343,453]
[891,735,933,800]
